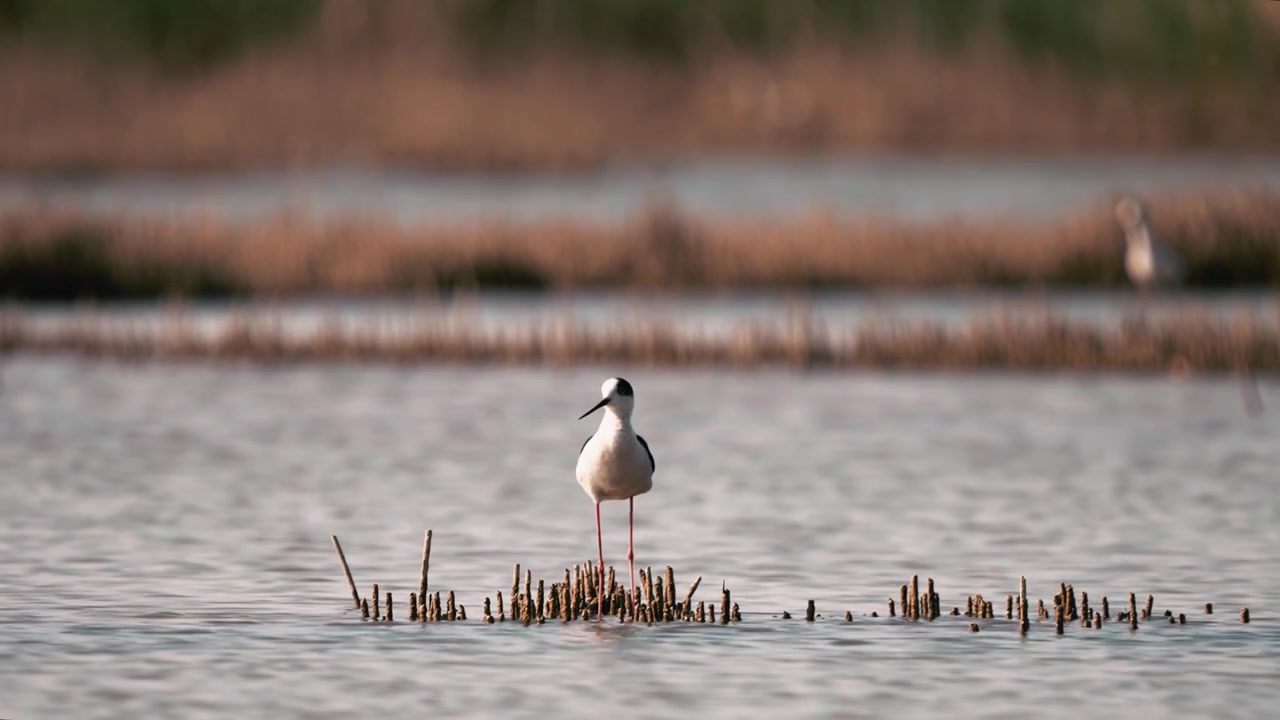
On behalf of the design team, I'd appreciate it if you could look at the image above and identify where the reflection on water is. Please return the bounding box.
[0,358,1277,719]
[4,155,1280,223]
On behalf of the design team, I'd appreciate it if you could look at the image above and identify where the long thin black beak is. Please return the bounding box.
[578,397,610,420]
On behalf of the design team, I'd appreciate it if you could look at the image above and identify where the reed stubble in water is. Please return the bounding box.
[324,535,1266,641]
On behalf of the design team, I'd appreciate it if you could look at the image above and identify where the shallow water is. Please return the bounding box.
[1,357,1277,719]
[5,154,1280,223]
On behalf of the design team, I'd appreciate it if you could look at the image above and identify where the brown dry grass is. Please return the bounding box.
[3,304,1276,373]
[2,2,1278,173]
[3,189,1280,297]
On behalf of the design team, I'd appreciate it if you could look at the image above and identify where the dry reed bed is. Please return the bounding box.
[3,304,1278,373]
[4,189,1280,298]
[331,531,1256,630]
[3,2,1280,173]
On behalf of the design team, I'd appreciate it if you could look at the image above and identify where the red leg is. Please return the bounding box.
[628,496,637,618]
[595,501,605,622]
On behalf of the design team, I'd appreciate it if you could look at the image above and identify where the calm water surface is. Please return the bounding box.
[1,358,1277,719]
[5,155,1280,223]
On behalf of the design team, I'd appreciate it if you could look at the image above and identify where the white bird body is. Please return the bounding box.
[577,411,654,502]
[1116,197,1184,289]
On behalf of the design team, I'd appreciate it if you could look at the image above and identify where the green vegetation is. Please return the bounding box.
[0,0,1272,81]
[0,0,321,68]
[453,0,1276,80]
[0,231,241,301]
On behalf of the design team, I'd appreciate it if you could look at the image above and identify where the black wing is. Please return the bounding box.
[636,435,656,473]
[579,436,592,457]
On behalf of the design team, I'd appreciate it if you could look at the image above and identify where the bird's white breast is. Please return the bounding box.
[576,428,653,503]
[1126,242,1155,285]
[1125,227,1182,288]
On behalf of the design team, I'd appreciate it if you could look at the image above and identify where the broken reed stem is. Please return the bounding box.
[1102,596,1110,620]
[371,584,380,621]
[496,591,506,622]
[806,599,816,622]
[1143,594,1154,620]
[418,530,432,615]
[682,576,702,617]
[409,592,418,621]
[721,584,731,625]
[524,569,533,621]
[361,598,370,619]
[330,535,361,610]
[385,592,394,622]
[511,564,521,619]
[1128,593,1139,631]
[1240,608,1251,623]
[909,576,919,620]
